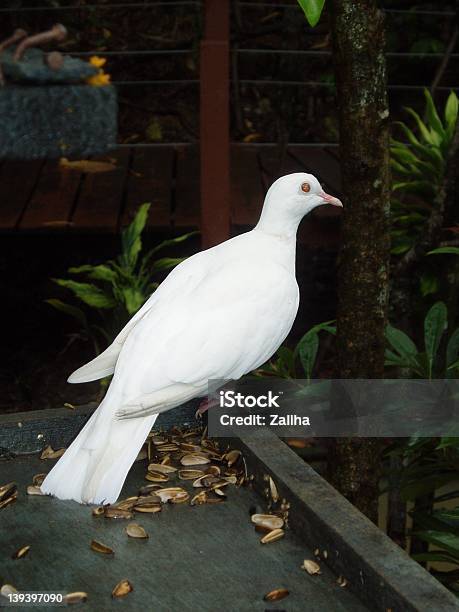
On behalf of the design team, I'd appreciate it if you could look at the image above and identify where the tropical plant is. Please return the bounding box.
[385,301,459,379]
[255,320,336,381]
[390,89,458,257]
[296,0,326,27]
[48,203,196,351]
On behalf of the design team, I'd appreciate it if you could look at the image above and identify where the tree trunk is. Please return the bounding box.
[328,0,391,523]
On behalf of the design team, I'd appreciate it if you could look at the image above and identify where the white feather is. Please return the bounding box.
[42,172,339,504]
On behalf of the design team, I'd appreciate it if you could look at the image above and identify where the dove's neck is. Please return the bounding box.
[255,198,303,240]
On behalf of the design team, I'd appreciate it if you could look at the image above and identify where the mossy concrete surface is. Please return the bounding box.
[1,456,367,612]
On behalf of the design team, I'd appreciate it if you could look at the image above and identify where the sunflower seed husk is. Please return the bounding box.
[92,506,105,517]
[145,470,169,483]
[126,523,149,539]
[223,475,237,485]
[147,463,177,474]
[64,592,88,605]
[136,448,148,461]
[301,559,321,575]
[0,482,17,502]
[178,469,205,480]
[225,449,241,467]
[179,442,202,452]
[1,584,18,597]
[133,503,162,514]
[0,492,17,509]
[115,496,139,511]
[213,488,226,497]
[155,487,188,503]
[27,485,44,496]
[260,528,285,544]
[314,548,320,557]
[12,545,30,559]
[169,491,190,504]
[192,475,210,488]
[156,444,179,452]
[32,473,47,486]
[337,575,348,587]
[206,465,221,476]
[135,494,161,505]
[264,588,289,602]
[180,453,210,466]
[90,540,114,555]
[104,507,133,520]
[207,496,225,504]
[151,436,167,445]
[111,579,133,598]
[40,445,66,460]
[269,477,279,503]
[251,514,284,530]
[190,491,207,506]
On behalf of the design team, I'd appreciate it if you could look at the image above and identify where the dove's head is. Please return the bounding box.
[256,172,342,238]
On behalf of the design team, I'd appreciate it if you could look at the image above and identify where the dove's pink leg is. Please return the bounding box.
[195,398,219,419]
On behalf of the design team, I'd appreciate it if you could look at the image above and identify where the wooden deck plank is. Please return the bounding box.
[122,147,173,229]
[19,159,82,231]
[173,146,200,228]
[231,146,264,226]
[71,148,130,232]
[0,160,44,229]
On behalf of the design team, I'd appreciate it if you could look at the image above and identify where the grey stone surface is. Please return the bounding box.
[0,84,117,159]
[0,455,368,612]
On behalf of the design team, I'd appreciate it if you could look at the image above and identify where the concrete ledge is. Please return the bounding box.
[228,429,459,612]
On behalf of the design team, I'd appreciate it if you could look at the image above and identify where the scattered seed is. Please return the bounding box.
[126,523,148,539]
[138,484,161,496]
[1,584,18,597]
[90,540,114,555]
[156,444,179,452]
[147,463,177,474]
[337,575,348,587]
[104,507,133,520]
[32,474,47,486]
[191,491,207,506]
[0,482,17,502]
[115,497,139,511]
[251,514,284,530]
[92,506,105,517]
[323,550,328,559]
[314,548,320,557]
[112,579,133,598]
[26,485,44,496]
[264,588,289,602]
[64,592,88,605]
[0,492,17,509]
[178,469,205,480]
[180,454,210,466]
[133,503,162,514]
[40,446,66,460]
[155,487,188,503]
[301,559,321,575]
[269,477,279,503]
[145,470,169,483]
[260,529,285,544]
[225,450,241,467]
[12,545,30,559]
[206,465,221,476]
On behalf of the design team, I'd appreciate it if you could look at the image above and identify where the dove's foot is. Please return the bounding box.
[195,398,218,419]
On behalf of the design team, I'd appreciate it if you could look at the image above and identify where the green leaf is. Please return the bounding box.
[298,331,319,381]
[68,264,118,284]
[122,287,146,315]
[445,91,459,135]
[414,530,459,559]
[447,328,459,370]
[428,247,459,256]
[147,231,199,256]
[54,279,116,309]
[296,0,325,27]
[150,257,184,274]
[45,299,87,327]
[424,301,447,377]
[385,324,418,361]
[420,274,439,296]
[121,202,151,270]
[404,107,436,145]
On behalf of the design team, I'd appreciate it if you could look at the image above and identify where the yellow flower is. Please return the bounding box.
[86,70,111,87]
[89,55,106,68]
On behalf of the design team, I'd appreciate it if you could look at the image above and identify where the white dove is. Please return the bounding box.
[41,173,342,504]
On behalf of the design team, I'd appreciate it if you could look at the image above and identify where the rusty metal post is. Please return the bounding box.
[200,0,230,248]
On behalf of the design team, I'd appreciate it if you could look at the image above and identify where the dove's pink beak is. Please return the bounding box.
[320,190,343,207]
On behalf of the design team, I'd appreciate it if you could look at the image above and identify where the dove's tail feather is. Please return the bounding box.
[41,399,157,505]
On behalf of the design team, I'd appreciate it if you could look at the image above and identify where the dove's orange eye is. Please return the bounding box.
[301,182,311,193]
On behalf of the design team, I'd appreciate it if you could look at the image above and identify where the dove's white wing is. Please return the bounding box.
[109,239,299,419]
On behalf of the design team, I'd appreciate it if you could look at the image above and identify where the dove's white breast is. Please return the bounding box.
[110,229,299,409]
